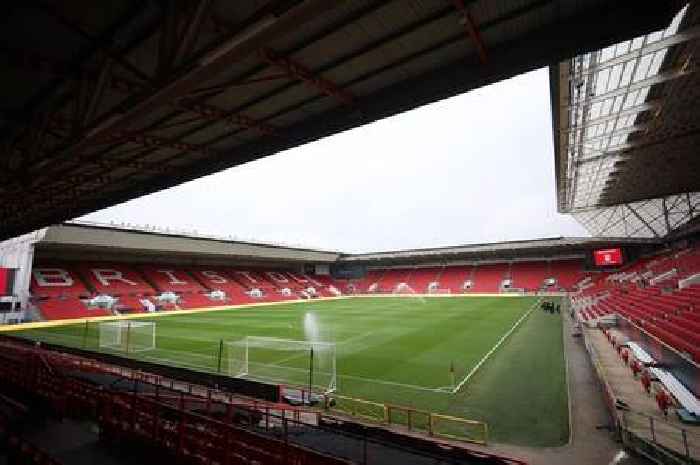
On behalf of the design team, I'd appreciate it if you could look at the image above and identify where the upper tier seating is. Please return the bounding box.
[439,266,472,292]
[228,270,277,290]
[189,268,252,303]
[354,270,385,293]
[408,267,442,292]
[31,264,91,298]
[471,264,505,293]
[511,261,549,291]
[380,269,413,292]
[78,263,155,296]
[140,266,206,293]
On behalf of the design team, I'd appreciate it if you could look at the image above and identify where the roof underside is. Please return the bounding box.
[553,2,700,237]
[340,236,656,264]
[0,0,683,240]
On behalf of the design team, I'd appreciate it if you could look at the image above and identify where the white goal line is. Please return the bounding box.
[451,298,542,394]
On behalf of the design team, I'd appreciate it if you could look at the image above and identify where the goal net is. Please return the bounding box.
[99,321,156,353]
[226,336,337,393]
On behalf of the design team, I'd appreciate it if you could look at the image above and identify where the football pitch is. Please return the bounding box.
[12,296,568,446]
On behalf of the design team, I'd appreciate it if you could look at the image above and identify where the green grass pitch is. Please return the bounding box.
[13,296,568,446]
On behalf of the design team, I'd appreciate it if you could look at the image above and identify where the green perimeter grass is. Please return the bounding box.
[13,296,568,446]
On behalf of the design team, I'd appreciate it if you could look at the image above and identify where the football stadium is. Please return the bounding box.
[0,1,699,465]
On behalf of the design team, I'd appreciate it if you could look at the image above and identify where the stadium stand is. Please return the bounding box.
[31,265,91,298]
[229,269,277,291]
[77,263,155,296]
[550,260,586,290]
[439,265,472,292]
[510,261,550,291]
[408,267,443,293]
[573,244,700,360]
[34,297,110,320]
[471,263,507,293]
[379,269,413,293]
[139,266,205,294]
[30,264,111,320]
[189,268,253,304]
[112,295,150,314]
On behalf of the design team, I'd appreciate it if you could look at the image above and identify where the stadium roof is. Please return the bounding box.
[0,0,684,241]
[5,222,658,266]
[340,236,656,264]
[29,222,341,264]
[552,2,700,238]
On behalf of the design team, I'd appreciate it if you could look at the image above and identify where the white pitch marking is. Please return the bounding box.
[451,298,541,394]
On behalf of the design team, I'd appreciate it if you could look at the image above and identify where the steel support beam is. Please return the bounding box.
[452,0,488,64]
[574,24,700,78]
[260,48,355,105]
[41,0,337,169]
[566,66,694,109]
[626,204,660,237]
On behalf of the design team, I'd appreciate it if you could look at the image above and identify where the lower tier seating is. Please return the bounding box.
[35,298,111,320]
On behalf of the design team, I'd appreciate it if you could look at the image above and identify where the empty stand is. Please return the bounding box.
[439,266,471,293]
[140,266,205,294]
[35,297,110,320]
[229,269,276,290]
[78,263,155,296]
[408,267,442,292]
[31,264,91,298]
[471,264,506,293]
[380,269,413,292]
[510,261,549,291]
[189,268,252,304]
[114,296,150,314]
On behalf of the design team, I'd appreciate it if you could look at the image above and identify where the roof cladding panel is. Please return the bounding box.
[0,0,684,240]
[553,2,700,237]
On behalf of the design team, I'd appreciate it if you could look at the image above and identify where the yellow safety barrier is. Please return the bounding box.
[324,395,488,445]
[429,413,489,445]
[325,394,387,423]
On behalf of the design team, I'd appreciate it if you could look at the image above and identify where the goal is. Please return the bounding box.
[99,321,156,353]
[226,336,337,393]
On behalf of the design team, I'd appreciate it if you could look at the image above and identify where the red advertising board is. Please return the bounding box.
[0,268,7,295]
[593,248,623,266]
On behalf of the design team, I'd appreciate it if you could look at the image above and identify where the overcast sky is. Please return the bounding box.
[81,67,588,253]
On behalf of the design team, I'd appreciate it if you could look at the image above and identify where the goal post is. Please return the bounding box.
[99,321,156,353]
[226,336,337,393]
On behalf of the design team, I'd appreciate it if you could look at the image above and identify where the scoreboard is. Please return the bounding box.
[593,248,624,267]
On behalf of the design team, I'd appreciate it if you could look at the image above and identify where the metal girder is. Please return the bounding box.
[102,131,215,157]
[576,23,700,78]
[176,100,276,136]
[559,101,662,133]
[626,204,660,237]
[452,0,488,64]
[574,141,640,164]
[0,0,684,239]
[39,2,152,83]
[172,0,213,67]
[40,0,337,171]
[566,66,694,109]
[571,123,650,145]
[260,48,355,105]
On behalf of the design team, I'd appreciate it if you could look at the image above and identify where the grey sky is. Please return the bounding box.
[81,67,588,253]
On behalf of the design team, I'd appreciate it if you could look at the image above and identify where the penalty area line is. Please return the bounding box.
[451,298,542,394]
